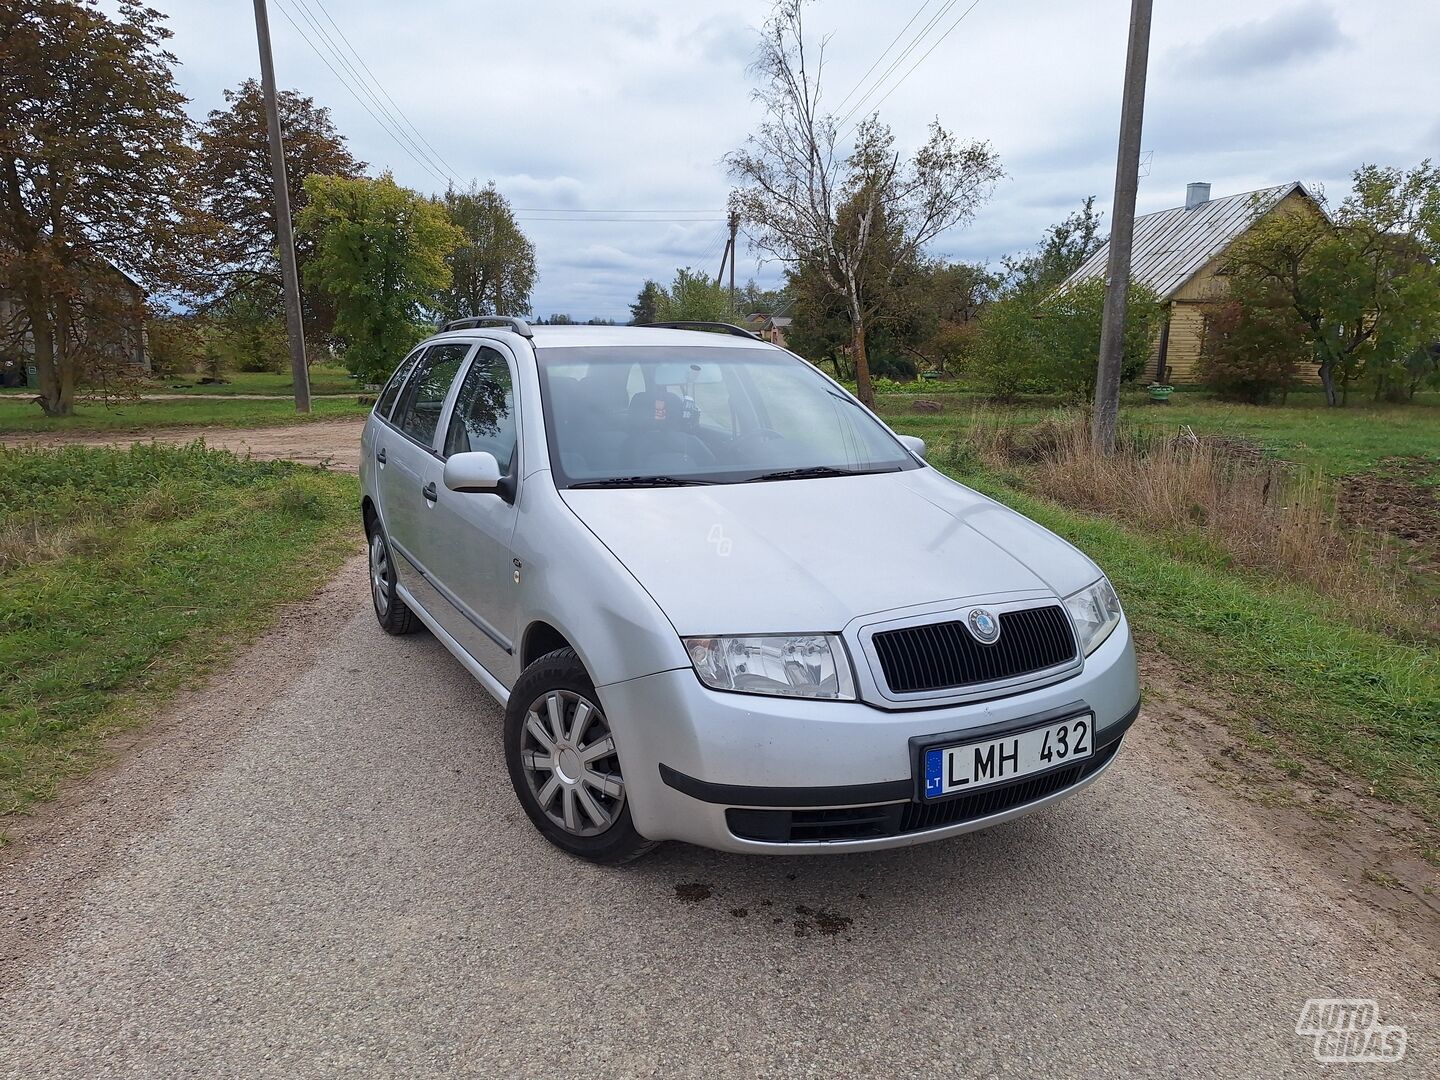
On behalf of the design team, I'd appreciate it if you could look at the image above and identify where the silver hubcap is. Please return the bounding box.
[369,533,390,616]
[521,689,625,837]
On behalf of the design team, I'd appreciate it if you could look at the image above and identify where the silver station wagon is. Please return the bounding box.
[360,317,1140,863]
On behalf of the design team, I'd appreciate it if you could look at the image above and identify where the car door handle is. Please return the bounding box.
[375,447,387,464]
[422,481,437,502]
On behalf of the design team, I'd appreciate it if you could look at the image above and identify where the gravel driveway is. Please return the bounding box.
[0,556,1434,1079]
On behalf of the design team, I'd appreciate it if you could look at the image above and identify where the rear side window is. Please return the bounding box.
[375,347,423,419]
[444,346,517,472]
[391,343,472,447]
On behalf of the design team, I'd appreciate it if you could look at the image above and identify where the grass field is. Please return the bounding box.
[0,364,361,399]
[0,443,359,827]
[149,364,360,396]
[880,391,1440,831]
[879,389,1440,477]
[0,394,369,434]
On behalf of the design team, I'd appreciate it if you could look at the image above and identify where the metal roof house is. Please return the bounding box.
[1062,181,1326,384]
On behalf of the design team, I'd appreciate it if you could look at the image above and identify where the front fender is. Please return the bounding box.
[512,475,690,687]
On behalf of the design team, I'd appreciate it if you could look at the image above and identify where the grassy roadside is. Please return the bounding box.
[964,473,1439,825]
[0,395,369,434]
[0,443,359,827]
[879,392,1440,476]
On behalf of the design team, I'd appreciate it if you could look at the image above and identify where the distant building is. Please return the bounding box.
[743,312,792,348]
[1062,181,1327,384]
[0,258,149,387]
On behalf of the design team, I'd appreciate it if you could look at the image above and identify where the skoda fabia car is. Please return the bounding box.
[360,317,1140,863]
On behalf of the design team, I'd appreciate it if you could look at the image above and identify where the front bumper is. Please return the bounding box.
[596,614,1140,854]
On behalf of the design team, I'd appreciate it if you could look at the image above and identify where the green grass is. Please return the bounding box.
[149,364,360,396]
[0,364,361,398]
[0,443,359,823]
[876,389,1440,478]
[0,394,369,434]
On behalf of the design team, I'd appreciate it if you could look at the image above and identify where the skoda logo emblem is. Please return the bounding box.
[967,608,1001,644]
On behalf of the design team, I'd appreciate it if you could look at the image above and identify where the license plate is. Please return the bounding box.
[922,714,1093,800]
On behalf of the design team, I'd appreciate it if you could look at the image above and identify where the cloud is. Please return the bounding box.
[1172,3,1348,77]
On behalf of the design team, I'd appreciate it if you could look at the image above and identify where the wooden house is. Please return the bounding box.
[1063,181,1327,383]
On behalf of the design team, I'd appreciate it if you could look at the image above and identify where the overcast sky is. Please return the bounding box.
[159,0,1440,321]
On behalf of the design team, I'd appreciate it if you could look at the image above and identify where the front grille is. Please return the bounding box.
[871,604,1076,695]
[723,740,1121,844]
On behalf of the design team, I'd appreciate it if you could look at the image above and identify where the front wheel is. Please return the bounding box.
[504,648,655,864]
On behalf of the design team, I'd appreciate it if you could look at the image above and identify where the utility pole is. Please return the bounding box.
[1091,0,1152,453]
[252,0,311,414]
[726,209,739,317]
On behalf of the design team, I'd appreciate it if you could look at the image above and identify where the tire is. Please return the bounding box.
[504,647,656,864]
[366,520,420,636]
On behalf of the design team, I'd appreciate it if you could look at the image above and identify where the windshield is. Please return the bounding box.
[536,346,918,488]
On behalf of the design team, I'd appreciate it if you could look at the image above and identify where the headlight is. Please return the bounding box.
[1064,577,1123,656]
[683,634,856,700]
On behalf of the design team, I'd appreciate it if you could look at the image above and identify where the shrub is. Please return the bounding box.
[1033,277,1162,397]
[969,295,1043,401]
[1197,297,1305,403]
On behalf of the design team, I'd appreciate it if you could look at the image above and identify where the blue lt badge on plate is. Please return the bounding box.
[924,748,944,798]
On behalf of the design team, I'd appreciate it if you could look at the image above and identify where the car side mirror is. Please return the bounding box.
[443,450,502,494]
[897,435,927,461]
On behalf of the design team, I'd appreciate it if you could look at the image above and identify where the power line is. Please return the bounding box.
[284,0,457,187]
[841,0,985,139]
[832,1,931,115]
[270,0,451,187]
[305,0,466,183]
[836,0,961,130]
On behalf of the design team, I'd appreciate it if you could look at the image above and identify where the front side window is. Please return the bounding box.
[375,347,424,419]
[391,343,472,447]
[444,346,517,472]
[537,346,916,487]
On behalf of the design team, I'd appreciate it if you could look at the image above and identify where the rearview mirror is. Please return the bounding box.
[897,435,927,461]
[443,450,502,494]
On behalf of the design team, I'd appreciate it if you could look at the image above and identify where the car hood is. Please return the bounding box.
[559,468,1102,636]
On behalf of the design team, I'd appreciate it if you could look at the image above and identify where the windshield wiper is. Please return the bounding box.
[744,465,898,483]
[568,475,717,489]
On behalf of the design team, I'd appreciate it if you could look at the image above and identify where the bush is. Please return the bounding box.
[969,279,1161,402]
[1197,298,1304,403]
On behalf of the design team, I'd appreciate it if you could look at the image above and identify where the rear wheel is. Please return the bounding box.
[504,648,655,864]
[367,522,420,636]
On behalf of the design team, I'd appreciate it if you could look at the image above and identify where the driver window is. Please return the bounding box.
[444,346,517,472]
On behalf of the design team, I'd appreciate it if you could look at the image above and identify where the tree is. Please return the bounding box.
[1222,162,1440,406]
[437,182,536,319]
[296,173,463,383]
[629,280,663,324]
[654,267,732,323]
[212,279,288,373]
[1197,296,1305,404]
[1001,197,1105,298]
[192,79,363,343]
[0,0,207,416]
[970,278,1159,401]
[726,0,1001,407]
[1036,278,1161,397]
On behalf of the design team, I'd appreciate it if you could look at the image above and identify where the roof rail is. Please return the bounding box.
[438,315,533,339]
[643,321,762,341]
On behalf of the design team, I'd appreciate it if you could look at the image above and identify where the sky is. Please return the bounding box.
[157,0,1440,321]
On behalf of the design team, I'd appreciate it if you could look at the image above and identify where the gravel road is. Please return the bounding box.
[1,556,1434,1079]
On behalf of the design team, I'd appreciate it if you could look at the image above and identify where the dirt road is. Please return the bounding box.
[0,555,1433,1078]
[0,417,367,471]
